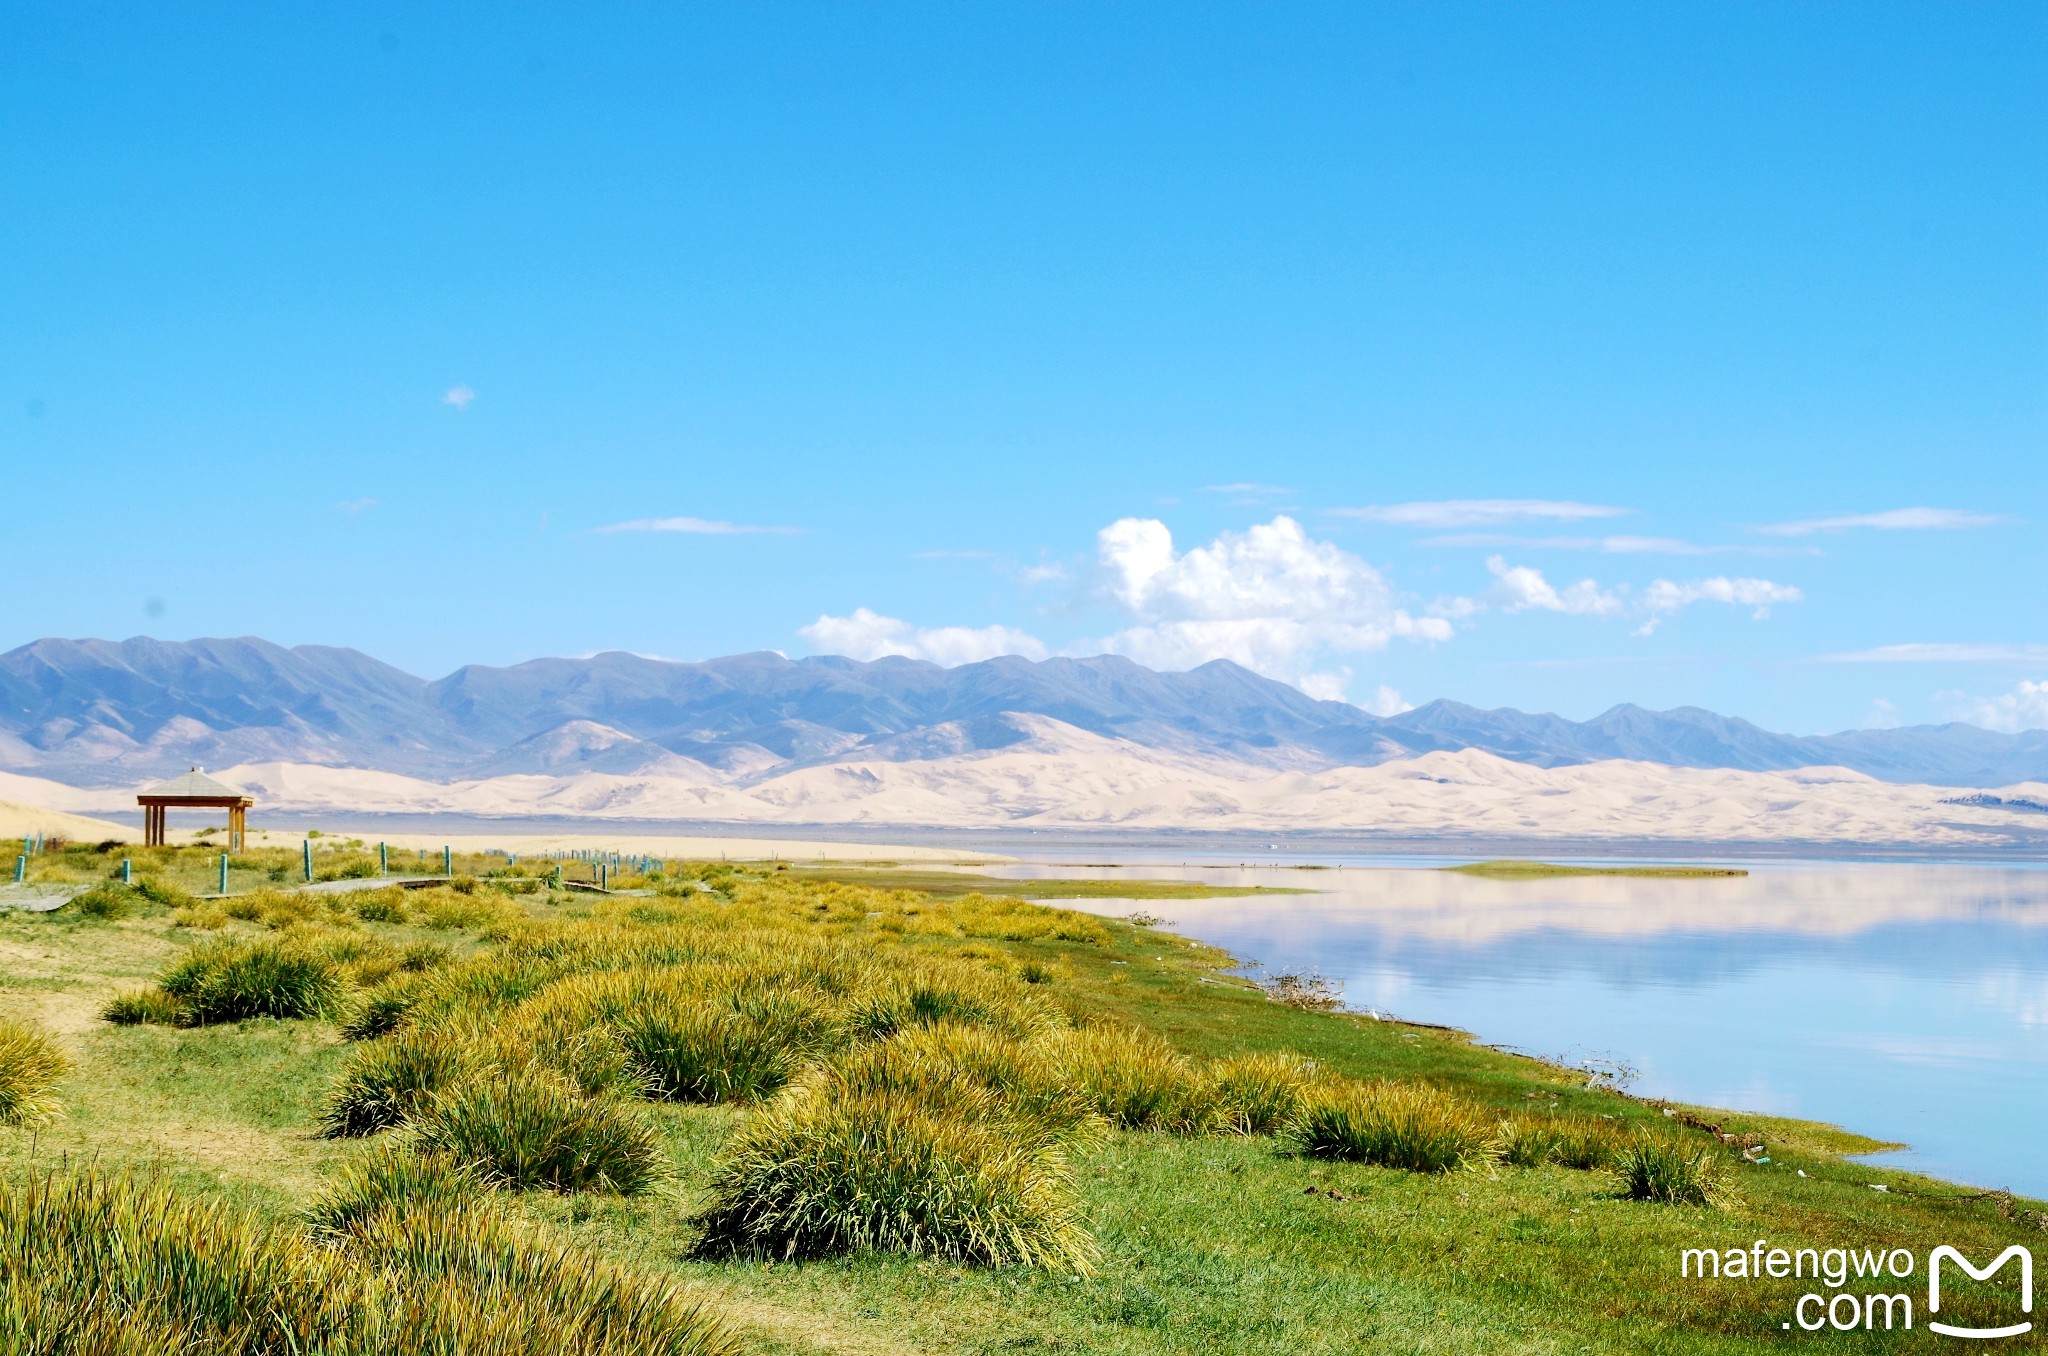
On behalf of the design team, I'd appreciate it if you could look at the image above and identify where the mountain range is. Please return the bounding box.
[4,635,2045,789]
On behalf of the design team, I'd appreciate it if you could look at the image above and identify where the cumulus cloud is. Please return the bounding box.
[596,516,800,535]
[1755,507,2005,536]
[1081,515,1447,700]
[1361,684,1413,717]
[1332,499,1628,528]
[799,608,1048,666]
[1634,576,1802,635]
[442,385,476,409]
[1954,679,2048,733]
[1454,559,1802,635]
[1484,556,1624,617]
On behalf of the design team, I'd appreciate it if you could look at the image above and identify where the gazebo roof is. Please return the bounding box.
[139,767,249,800]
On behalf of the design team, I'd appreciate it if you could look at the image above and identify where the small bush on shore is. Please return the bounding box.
[1289,1081,1498,1173]
[1610,1135,1733,1206]
[0,1018,69,1127]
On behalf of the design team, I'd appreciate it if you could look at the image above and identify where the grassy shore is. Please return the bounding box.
[1447,860,1751,879]
[1,840,2039,1353]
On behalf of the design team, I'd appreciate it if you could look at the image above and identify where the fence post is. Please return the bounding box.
[122,858,132,885]
[218,853,229,896]
[600,863,608,891]
[303,839,313,882]
[379,842,388,876]
[12,855,22,883]
[443,846,452,877]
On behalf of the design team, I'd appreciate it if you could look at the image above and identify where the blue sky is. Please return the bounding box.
[3,3,2043,734]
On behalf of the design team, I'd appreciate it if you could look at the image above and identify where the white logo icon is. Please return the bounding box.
[1928,1245,2033,1340]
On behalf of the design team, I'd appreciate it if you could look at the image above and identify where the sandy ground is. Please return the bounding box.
[0,798,136,843]
[232,829,1003,862]
[5,712,2045,849]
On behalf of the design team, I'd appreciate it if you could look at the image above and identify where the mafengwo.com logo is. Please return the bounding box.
[1680,1240,2032,1337]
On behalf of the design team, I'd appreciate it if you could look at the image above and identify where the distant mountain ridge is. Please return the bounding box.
[3,635,2044,788]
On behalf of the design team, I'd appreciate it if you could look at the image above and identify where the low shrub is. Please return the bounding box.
[353,890,410,922]
[0,1018,69,1127]
[158,938,344,1024]
[1052,1025,1210,1133]
[1610,1135,1733,1207]
[1205,1050,1320,1135]
[689,1067,1096,1271]
[1288,1081,1498,1173]
[172,903,230,930]
[322,1027,468,1136]
[407,1066,667,1195]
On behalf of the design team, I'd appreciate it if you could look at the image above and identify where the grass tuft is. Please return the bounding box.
[156,938,344,1024]
[1052,1025,1210,1133]
[689,1060,1096,1271]
[1498,1113,1625,1169]
[323,1026,470,1137]
[407,1066,668,1195]
[1288,1080,1498,1173]
[0,1018,69,1127]
[1205,1050,1320,1135]
[1609,1135,1735,1207]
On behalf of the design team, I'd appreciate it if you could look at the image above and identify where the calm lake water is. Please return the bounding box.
[984,856,2048,1200]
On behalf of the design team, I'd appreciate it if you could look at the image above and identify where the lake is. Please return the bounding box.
[982,856,2048,1199]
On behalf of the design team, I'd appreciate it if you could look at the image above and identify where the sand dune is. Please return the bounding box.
[7,714,2045,846]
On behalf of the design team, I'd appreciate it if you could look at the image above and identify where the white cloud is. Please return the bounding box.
[336,497,378,514]
[1423,533,1811,557]
[1755,507,2005,536]
[1361,684,1413,717]
[1484,556,1624,617]
[1467,559,1801,635]
[1332,499,1628,528]
[799,608,1048,666]
[1634,576,1802,635]
[1814,643,2048,664]
[1954,679,2048,733]
[1083,515,1446,701]
[442,385,476,409]
[596,516,799,535]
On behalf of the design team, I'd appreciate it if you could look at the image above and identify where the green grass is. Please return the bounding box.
[1446,859,1751,878]
[0,1019,69,1127]
[2,853,2043,1353]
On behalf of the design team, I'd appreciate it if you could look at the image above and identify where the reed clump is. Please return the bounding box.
[1288,1080,1499,1173]
[0,1018,69,1128]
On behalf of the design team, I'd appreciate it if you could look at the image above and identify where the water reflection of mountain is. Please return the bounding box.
[1196,916,2048,993]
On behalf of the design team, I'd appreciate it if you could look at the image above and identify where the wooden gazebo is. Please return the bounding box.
[138,768,254,849]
